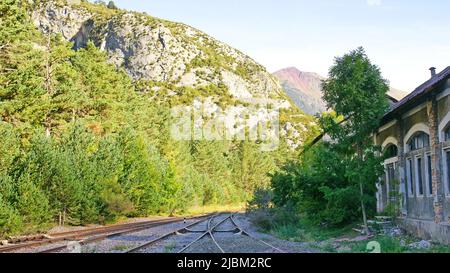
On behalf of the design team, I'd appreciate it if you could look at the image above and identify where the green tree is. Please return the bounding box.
[16,173,52,228]
[0,122,20,173]
[232,141,276,199]
[107,1,117,9]
[0,193,22,237]
[321,47,389,233]
[116,128,164,215]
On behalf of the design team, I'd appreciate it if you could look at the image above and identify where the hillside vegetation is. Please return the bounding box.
[0,0,318,237]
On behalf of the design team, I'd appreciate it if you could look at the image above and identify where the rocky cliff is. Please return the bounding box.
[274,67,327,115]
[31,0,283,101]
[29,0,317,148]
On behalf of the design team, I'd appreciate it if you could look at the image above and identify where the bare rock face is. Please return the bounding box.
[32,1,91,40]
[31,0,283,101]
[30,0,317,148]
[274,67,327,115]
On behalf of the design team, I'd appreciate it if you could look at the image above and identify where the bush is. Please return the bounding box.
[107,1,117,9]
[247,188,273,211]
[15,174,52,228]
[0,194,22,238]
[271,143,379,226]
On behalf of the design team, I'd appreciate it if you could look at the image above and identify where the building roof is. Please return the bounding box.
[386,94,399,103]
[381,66,450,124]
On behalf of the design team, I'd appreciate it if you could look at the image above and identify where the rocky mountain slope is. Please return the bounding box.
[32,0,283,101]
[274,67,327,116]
[274,67,408,115]
[29,0,317,149]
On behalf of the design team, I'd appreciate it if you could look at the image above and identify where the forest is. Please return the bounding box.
[1,0,391,241]
[0,0,300,237]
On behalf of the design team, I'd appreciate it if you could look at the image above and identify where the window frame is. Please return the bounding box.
[445,126,450,142]
[414,155,424,197]
[406,158,414,197]
[407,132,430,152]
[384,144,399,159]
[444,148,450,197]
[425,153,433,197]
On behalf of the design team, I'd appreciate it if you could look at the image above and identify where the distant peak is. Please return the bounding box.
[274,67,324,79]
[281,67,301,72]
[274,67,301,75]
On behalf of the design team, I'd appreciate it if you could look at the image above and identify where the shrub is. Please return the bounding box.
[271,143,378,226]
[0,194,22,238]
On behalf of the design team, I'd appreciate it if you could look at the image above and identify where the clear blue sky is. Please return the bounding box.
[109,0,450,92]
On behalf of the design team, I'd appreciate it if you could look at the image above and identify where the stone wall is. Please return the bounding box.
[400,218,450,245]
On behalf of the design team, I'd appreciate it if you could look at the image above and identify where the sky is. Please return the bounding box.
[108,0,450,92]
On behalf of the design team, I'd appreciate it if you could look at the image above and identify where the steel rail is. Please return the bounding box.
[178,214,232,253]
[179,213,286,254]
[229,214,285,253]
[1,219,176,253]
[0,214,211,253]
[125,214,219,253]
[39,220,182,253]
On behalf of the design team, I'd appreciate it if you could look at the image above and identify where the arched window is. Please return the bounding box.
[445,126,450,141]
[383,144,398,159]
[407,132,430,151]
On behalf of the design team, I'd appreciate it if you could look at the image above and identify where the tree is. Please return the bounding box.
[232,141,276,199]
[107,1,117,9]
[0,122,20,173]
[94,0,107,6]
[321,47,389,233]
[0,193,22,237]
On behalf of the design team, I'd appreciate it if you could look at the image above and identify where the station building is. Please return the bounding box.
[374,66,450,244]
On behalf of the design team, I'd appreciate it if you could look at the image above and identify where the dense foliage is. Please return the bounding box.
[0,0,303,237]
[266,48,389,227]
[271,142,383,226]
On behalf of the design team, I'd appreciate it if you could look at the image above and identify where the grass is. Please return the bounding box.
[111,244,129,252]
[272,222,357,243]
[1,203,245,240]
[249,209,450,253]
[340,235,450,253]
[183,203,245,217]
[271,221,450,253]
[250,210,357,243]
[164,241,177,253]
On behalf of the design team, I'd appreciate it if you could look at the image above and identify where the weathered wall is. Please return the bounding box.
[437,86,450,223]
[379,76,450,243]
[376,124,399,146]
[400,218,450,245]
[403,108,428,138]
[405,147,435,220]
[377,88,450,221]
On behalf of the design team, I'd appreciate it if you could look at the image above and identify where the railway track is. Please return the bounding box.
[0,214,212,253]
[126,213,285,253]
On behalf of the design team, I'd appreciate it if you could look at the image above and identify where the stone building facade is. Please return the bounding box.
[374,67,450,244]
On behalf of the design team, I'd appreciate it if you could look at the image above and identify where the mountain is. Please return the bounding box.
[32,0,284,101]
[30,0,318,148]
[0,0,320,236]
[273,67,408,115]
[388,87,408,102]
[273,67,327,116]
